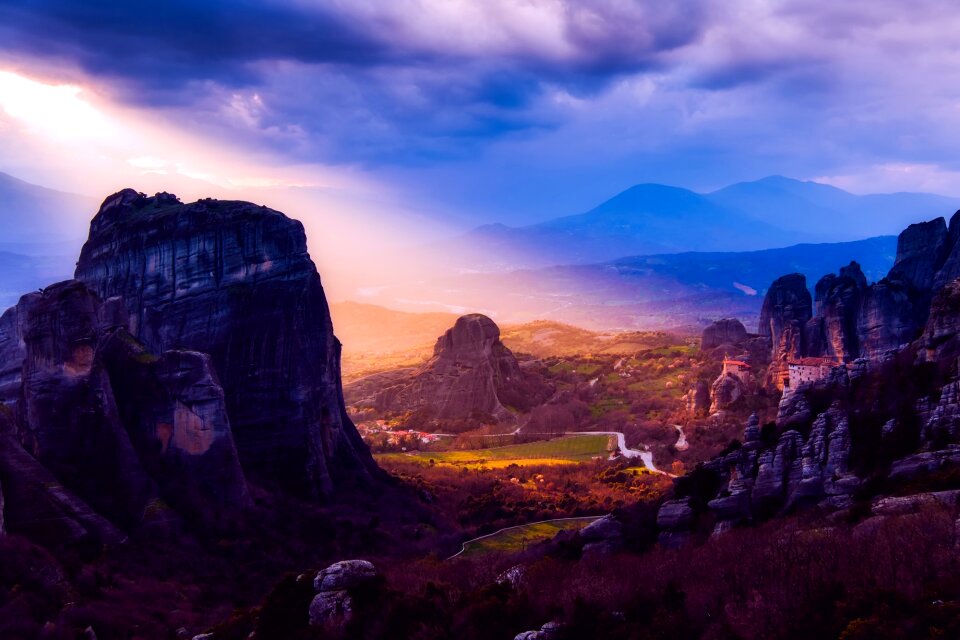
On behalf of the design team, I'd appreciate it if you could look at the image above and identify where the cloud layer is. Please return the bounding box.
[2,0,960,224]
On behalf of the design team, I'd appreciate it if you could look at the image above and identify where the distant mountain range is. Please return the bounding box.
[0,171,95,246]
[0,172,96,308]
[441,176,954,270]
[359,235,899,332]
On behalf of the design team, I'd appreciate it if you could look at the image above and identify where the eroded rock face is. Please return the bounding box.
[74,190,376,497]
[759,273,812,386]
[101,334,250,508]
[364,314,549,426]
[685,380,711,417]
[783,214,960,363]
[580,514,624,555]
[0,279,250,536]
[809,262,868,361]
[710,373,744,413]
[887,218,947,292]
[663,400,862,539]
[11,281,160,529]
[921,278,960,363]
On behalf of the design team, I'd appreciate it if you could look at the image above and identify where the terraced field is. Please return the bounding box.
[376,434,613,469]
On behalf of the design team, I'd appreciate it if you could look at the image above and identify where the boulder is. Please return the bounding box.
[513,621,563,640]
[656,498,695,545]
[580,514,624,555]
[308,590,354,628]
[889,446,960,481]
[313,559,378,592]
[701,319,747,352]
[309,559,379,628]
[871,491,960,517]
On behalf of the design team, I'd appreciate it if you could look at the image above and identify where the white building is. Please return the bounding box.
[785,357,841,389]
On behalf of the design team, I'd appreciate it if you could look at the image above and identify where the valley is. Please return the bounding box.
[1,186,960,640]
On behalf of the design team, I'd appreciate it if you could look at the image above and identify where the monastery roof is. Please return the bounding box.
[723,359,751,368]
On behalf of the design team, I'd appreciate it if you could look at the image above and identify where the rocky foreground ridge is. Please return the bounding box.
[0,189,378,546]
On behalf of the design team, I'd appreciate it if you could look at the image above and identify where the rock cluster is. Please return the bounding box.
[309,560,379,628]
[692,318,769,415]
[660,268,960,541]
[760,211,960,367]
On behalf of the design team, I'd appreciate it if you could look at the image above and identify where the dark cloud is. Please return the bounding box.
[0,1,714,108]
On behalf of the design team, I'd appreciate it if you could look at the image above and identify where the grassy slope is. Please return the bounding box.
[458,516,600,556]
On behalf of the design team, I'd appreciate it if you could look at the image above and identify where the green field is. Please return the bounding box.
[376,434,613,469]
[454,517,600,557]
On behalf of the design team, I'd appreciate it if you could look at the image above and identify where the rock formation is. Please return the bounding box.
[761,211,960,368]
[685,380,711,417]
[351,314,549,428]
[710,373,744,413]
[658,275,960,542]
[0,279,250,538]
[579,514,624,555]
[701,318,748,353]
[0,189,384,547]
[759,273,812,386]
[74,189,376,497]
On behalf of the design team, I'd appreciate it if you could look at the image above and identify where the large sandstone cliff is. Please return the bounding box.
[74,189,376,497]
[0,189,381,546]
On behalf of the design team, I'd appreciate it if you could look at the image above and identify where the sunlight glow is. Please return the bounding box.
[0,71,117,141]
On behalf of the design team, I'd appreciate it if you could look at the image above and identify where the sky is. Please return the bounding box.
[2,1,960,273]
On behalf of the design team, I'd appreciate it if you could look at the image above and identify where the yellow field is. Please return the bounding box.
[376,434,613,469]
